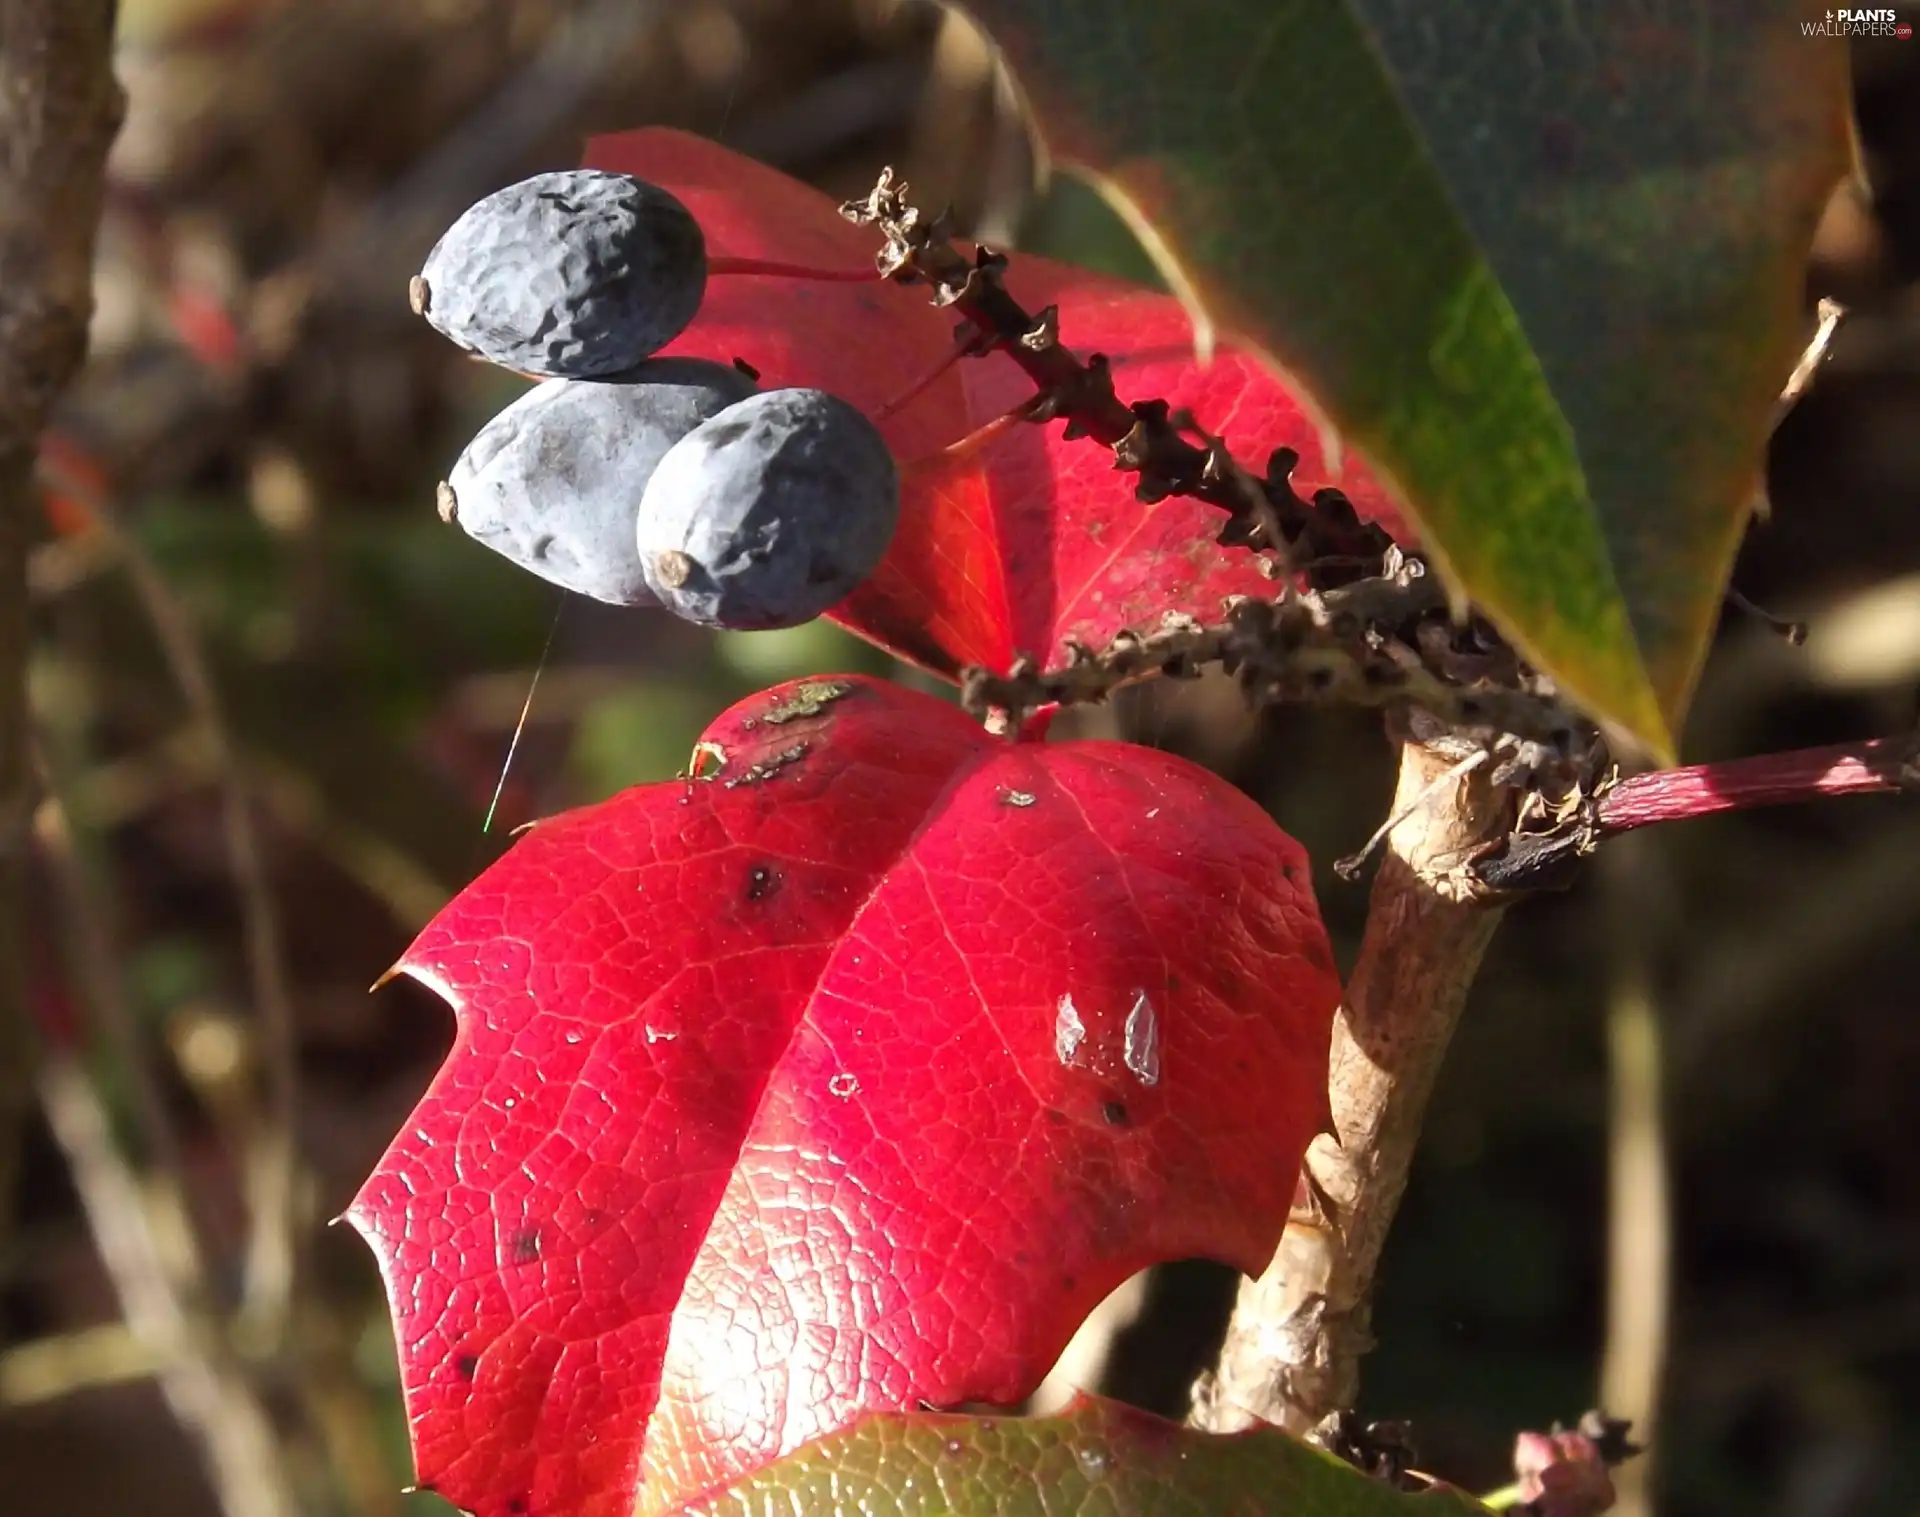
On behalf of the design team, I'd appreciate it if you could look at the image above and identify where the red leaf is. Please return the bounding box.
[581,129,1404,677]
[350,676,1339,1517]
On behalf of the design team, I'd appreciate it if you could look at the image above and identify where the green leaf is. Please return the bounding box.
[951,1,1851,759]
[683,1393,1489,1517]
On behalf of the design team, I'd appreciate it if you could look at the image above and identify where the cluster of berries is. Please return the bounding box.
[416,169,899,629]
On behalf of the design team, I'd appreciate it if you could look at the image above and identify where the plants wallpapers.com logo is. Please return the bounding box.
[1804,8,1914,35]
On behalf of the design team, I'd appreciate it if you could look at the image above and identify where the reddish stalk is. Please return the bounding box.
[1476,735,1919,893]
[874,331,978,421]
[932,401,1038,458]
[1595,735,1916,833]
[706,256,882,282]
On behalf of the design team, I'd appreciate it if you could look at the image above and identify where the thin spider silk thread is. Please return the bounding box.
[484,593,565,834]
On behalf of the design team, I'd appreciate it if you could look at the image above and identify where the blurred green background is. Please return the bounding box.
[5,3,1919,1515]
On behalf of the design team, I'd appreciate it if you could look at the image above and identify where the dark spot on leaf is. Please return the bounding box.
[1281,862,1298,883]
[1062,1274,1078,1292]
[1304,937,1336,975]
[745,863,779,901]
[585,1209,605,1226]
[511,1229,540,1263]
[1045,1108,1067,1125]
[1102,1100,1130,1127]
[456,1354,479,1381]
[508,1499,529,1515]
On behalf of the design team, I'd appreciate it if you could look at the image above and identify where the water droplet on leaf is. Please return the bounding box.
[1123,990,1160,1087]
[1054,993,1085,1065]
[828,1072,860,1098]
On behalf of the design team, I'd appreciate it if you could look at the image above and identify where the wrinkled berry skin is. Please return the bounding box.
[418,170,706,379]
[637,388,900,630]
[444,359,757,606]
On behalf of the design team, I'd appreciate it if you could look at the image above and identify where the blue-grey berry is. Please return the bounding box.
[416,170,706,379]
[442,359,756,605]
[636,388,899,630]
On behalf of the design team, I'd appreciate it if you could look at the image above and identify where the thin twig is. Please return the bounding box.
[36,1054,298,1517]
[30,777,298,1512]
[1723,586,1808,645]
[1597,923,1669,1517]
[0,1321,157,1406]
[52,727,449,933]
[1772,297,1847,427]
[30,757,211,1273]
[83,498,303,1347]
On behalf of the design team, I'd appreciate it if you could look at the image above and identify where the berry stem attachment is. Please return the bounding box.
[874,325,987,421]
[706,256,884,282]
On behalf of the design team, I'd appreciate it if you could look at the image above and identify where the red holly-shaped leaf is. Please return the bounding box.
[582,129,1404,677]
[349,676,1339,1517]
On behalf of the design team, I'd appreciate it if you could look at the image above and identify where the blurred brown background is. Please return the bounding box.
[3,3,1917,1514]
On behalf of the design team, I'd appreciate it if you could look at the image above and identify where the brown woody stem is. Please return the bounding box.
[1191,738,1517,1433]
[0,0,123,1260]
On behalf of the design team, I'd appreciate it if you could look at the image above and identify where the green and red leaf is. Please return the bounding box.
[950,0,1851,758]
[686,1394,1491,1517]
